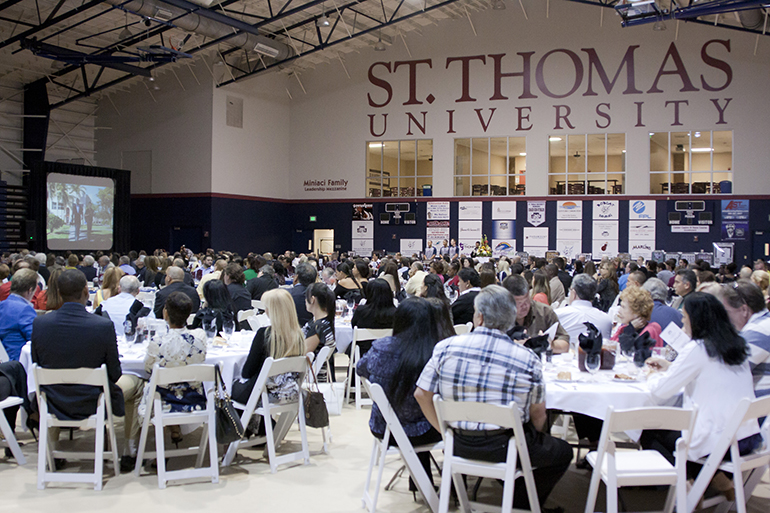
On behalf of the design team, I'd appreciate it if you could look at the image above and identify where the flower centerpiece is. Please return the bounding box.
[476,235,493,257]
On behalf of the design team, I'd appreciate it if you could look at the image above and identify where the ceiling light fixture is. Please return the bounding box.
[691,147,713,152]
[549,137,562,142]
[694,131,701,138]
[374,30,386,52]
[493,0,506,10]
[317,2,330,27]
[519,152,526,156]
[652,20,666,31]
[369,142,383,148]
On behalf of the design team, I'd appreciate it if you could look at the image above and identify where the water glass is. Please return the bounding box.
[335,300,345,318]
[124,320,137,344]
[223,319,235,341]
[585,353,601,381]
[204,319,217,345]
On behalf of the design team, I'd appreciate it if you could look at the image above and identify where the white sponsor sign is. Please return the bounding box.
[592,221,619,240]
[426,202,450,221]
[458,240,478,255]
[458,220,482,240]
[352,238,374,255]
[523,246,548,258]
[629,241,653,260]
[493,220,515,239]
[527,201,546,226]
[492,239,516,258]
[556,240,581,261]
[458,201,483,220]
[426,226,450,246]
[629,221,656,240]
[556,220,582,240]
[352,220,374,239]
[592,239,619,258]
[672,225,710,233]
[557,200,583,220]
[593,200,619,220]
[629,200,656,220]
[523,227,549,247]
[492,201,517,220]
[400,239,423,256]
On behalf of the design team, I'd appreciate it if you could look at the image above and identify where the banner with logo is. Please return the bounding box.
[523,227,549,256]
[593,200,619,220]
[556,240,581,262]
[629,200,656,220]
[493,220,515,239]
[492,239,516,258]
[352,238,374,256]
[629,221,656,240]
[458,201,483,220]
[527,201,546,226]
[352,221,373,239]
[557,200,582,220]
[629,241,653,260]
[400,239,423,256]
[426,201,450,220]
[492,201,517,220]
[721,199,749,241]
[426,226,450,246]
[592,239,618,258]
[593,221,619,240]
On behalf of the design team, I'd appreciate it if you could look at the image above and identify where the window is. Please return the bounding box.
[649,131,732,194]
[453,137,526,196]
[366,140,433,197]
[548,133,625,195]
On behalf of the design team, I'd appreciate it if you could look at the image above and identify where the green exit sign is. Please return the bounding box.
[309,216,317,222]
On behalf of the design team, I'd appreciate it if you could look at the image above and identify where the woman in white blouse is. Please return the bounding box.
[643,292,761,499]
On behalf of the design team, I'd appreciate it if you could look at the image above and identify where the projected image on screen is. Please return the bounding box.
[46,173,114,250]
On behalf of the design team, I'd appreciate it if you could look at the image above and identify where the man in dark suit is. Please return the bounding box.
[154,266,200,319]
[246,265,279,300]
[31,269,125,421]
[451,268,481,325]
[289,262,317,327]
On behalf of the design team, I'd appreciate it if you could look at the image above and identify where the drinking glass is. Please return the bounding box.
[124,320,137,344]
[447,288,458,304]
[204,319,217,345]
[585,352,601,382]
[223,319,235,341]
[335,300,344,318]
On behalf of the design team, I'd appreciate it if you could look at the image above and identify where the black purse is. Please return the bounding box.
[303,356,330,429]
[214,364,245,444]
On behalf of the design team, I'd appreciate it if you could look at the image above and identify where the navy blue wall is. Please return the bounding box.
[130,195,769,263]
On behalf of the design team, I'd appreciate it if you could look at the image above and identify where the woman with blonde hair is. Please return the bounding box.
[750,270,769,300]
[232,288,306,404]
[93,266,124,308]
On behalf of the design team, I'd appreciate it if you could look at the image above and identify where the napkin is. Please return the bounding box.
[524,334,549,356]
[508,324,528,341]
[618,323,639,354]
[578,322,602,355]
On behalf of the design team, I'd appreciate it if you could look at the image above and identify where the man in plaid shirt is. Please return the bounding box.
[415,285,571,510]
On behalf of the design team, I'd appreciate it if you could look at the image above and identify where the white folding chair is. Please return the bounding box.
[433,396,540,513]
[134,363,219,489]
[687,396,770,513]
[32,363,120,490]
[584,405,698,513]
[347,328,392,410]
[453,322,473,335]
[222,356,310,473]
[305,348,333,453]
[0,397,26,465]
[186,313,196,326]
[362,380,443,513]
[247,313,270,331]
[237,309,256,324]
[251,300,265,313]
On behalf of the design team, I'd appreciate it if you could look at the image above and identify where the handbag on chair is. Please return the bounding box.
[214,364,245,444]
[303,356,330,429]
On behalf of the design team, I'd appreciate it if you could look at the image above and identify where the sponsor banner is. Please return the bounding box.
[593,200,619,220]
[458,240,478,255]
[426,201,450,220]
[592,220,619,240]
[351,238,374,256]
[671,225,710,233]
[523,246,548,258]
[527,201,546,226]
[493,220,515,239]
[721,222,748,241]
[556,240,581,262]
[458,220,482,240]
[721,200,749,221]
[629,241,654,260]
[492,201,517,220]
[400,239,423,256]
[629,221,656,240]
[352,203,374,220]
[523,227,549,247]
[557,200,583,220]
[352,220,374,239]
[629,200,656,220]
[458,201,483,220]
[556,220,582,240]
[426,226,450,246]
[492,239,516,258]
[592,239,619,258]
[427,220,450,227]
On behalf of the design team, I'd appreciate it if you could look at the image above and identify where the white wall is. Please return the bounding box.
[95,59,214,194]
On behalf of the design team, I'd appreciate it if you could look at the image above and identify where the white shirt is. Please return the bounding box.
[555,299,612,346]
[100,292,139,336]
[647,340,759,460]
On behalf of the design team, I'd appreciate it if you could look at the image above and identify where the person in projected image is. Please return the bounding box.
[85,196,94,241]
[72,201,82,241]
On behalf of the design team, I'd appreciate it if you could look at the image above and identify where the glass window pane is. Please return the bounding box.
[650,173,670,195]
[509,175,525,195]
[417,140,433,176]
[607,133,625,173]
[671,173,690,194]
[714,172,732,193]
[691,173,711,194]
[490,138,507,175]
[490,175,507,195]
[567,134,586,174]
[691,130,711,172]
[367,143,382,197]
[472,138,489,175]
[607,173,624,194]
[472,176,489,196]
[587,134,606,177]
[509,137,526,178]
[455,176,470,196]
[549,174,566,195]
[650,132,669,172]
[568,174,586,195]
[399,140,416,177]
[382,141,398,191]
[549,135,566,175]
[454,139,470,176]
[713,131,732,171]
[670,132,691,172]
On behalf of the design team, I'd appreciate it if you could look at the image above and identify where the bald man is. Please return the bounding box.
[153,266,200,319]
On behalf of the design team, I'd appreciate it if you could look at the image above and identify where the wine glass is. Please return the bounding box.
[223,319,235,341]
[204,319,217,345]
[124,320,137,344]
[585,352,601,382]
[447,288,458,304]
[335,300,344,318]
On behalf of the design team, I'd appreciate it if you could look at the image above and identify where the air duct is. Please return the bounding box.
[107,0,292,61]
[737,8,765,30]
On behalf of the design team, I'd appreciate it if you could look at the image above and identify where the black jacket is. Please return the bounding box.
[451,290,479,325]
[246,275,278,300]
[154,281,201,319]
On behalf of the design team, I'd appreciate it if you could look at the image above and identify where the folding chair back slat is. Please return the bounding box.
[606,406,696,434]
[151,364,216,387]
[237,309,256,323]
[348,328,392,409]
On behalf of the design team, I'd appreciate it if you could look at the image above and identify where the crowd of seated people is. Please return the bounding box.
[2,245,770,509]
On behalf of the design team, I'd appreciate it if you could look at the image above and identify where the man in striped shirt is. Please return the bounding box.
[415,285,571,511]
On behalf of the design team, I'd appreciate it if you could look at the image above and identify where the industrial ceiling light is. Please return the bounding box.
[118,12,132,43]
[317,13,330,27]
[493,0,506,10]
[374,30,386,52]
[653,19,667,31]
